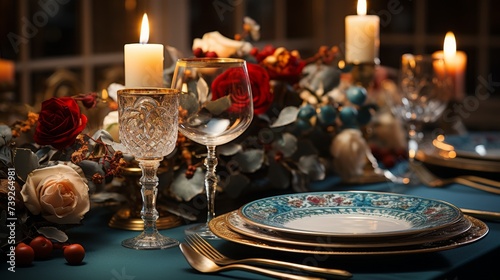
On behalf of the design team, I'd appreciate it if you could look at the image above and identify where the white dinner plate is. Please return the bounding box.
[226,210,472,248]
[238,191,463,238]
[209,214,488,256]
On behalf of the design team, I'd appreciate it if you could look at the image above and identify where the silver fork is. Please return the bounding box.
[185,234,352,279]
[410,162,500,194]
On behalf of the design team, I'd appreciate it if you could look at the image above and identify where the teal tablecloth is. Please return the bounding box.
[2,181,500,280]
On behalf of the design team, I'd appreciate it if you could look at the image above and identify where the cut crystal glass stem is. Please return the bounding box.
[205,145,218,224]
[120,160,179,250]
[139,160,160,235]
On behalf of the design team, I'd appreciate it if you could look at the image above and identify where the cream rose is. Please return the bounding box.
[21,164,90,224]
[192,31,253,58]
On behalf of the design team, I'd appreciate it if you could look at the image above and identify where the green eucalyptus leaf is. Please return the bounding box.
[233,149,264,173]
[204,95,232,116]
[0,124,12,146]
[0,146,12,166]
[37,226,68,242]
[218,143,242,156]
[298,154,325,181]
[197,77,209,103]
[179,92,200,115]
[78,160,105,193]
[272,132,297,158]
[13,148,39,182]
[111,142,129,155]
[300,64,341,93]
[35,146,52,162]
[93,129,115,145]
[170,167,205,201]
[290,168,310,193]
[270,106,299,128]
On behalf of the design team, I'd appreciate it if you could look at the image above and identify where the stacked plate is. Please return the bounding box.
[416,132,500,175]
[208,191,489,255]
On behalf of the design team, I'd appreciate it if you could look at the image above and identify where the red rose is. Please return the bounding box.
[211,63,272,115]
[34,97,88,150]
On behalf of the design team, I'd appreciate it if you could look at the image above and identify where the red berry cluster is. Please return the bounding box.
[185,164,198,179]
[193,48,218,58]
[369,143,407,168]
[14,236,85,266]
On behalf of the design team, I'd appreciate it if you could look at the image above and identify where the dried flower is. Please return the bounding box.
[74,92,98,109]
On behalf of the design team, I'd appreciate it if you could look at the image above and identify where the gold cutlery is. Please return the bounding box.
[410,162,500,194]
[179,243,326,280]
[185,234,352,279]
[461,208,500,222]
[459,175,500,188]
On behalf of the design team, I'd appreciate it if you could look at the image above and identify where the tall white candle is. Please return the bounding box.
[432,32,467,101]
[124,14,164,87]
[0,59,14,83]
[345,0,380,64]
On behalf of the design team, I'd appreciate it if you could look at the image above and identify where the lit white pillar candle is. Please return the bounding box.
[433,32,467,101]
[124,14,164,87]
[0,59,14,83]
[345,0,380,64]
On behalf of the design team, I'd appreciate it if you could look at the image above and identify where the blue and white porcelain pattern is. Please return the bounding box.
[238,191,463,238]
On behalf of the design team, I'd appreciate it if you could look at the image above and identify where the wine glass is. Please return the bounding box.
[118,88,180,249]
[172,58,254,239]
[392,54,450,183]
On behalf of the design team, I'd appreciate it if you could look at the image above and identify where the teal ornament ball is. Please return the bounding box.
[339,106,358,127]
[346,86,367,105]
[295,118,313,132]
[298,104,316,120]
[318,105,336,126]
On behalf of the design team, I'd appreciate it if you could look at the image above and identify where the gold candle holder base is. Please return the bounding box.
[108,206,183,231]
[108,165,183,231]
[349,60,379,88]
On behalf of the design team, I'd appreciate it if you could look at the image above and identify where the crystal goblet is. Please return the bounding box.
[118,88,180,249]
[172,58,254,239]
[392,54,450,183]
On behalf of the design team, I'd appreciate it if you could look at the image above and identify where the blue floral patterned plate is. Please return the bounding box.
[238,191,463,238]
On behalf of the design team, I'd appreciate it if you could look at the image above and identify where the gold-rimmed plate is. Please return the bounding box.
[417,134,500,174]
[225,210,472,249]
[209,214,488,256]
[439,132,500,161]
[416,149,500,173]
[238,191,463,239]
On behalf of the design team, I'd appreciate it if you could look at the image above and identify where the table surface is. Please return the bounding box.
[2,179,500,280]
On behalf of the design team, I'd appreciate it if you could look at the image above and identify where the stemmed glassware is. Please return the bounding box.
[392,54,450,183]
[172,58,254,239]
[118,88,180,249]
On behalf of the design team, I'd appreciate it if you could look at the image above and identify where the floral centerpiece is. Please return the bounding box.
[154,17,391,202]
[0,18,406,249]
[0,93,125,245]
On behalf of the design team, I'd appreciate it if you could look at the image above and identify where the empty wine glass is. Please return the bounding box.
[172,58,254,239]
[392,54,450,183]
[118,88,180,249]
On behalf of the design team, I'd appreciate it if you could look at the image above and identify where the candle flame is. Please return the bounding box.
[140,13,149,44]
[357,0,367,16]
[443,31,456,61]
[101,89,109,100]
